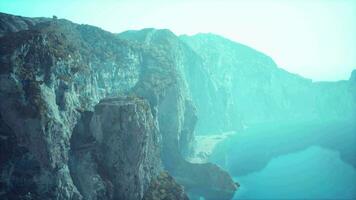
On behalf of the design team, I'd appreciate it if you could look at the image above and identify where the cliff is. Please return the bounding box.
[119,29,355,135]
[119,29,238,199]
[0,13,237,200]
[1,11,353,200]
[179,33,356,133]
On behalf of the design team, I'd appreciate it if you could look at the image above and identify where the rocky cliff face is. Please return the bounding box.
[0,13,237,200]
[119,28,237,199]
[179,33,356,133]
[69,97,161,200]
[119,29,229,135]
[0,16,148,199]
[3,11,351,200]
[120,29,355,135]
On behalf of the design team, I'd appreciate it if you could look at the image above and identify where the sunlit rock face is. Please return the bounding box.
[0,13,237,200]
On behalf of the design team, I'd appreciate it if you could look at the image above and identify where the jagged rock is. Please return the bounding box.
[0,16,142,199]
[70,97,161,200]
[143,172,189,200]
[119,29,219,135]
[0,13,237,200]
[0,16,156,199]
[122,29,238,199]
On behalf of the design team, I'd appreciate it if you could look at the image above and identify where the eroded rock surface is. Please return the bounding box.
[0,13,237,200]
[70,97,161,200]
[143,172,189,200]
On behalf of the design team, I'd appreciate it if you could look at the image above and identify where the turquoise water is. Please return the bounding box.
[233,146,356,199]
[207,122,356,199]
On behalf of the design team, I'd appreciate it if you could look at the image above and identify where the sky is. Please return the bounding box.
[0,0,355,81]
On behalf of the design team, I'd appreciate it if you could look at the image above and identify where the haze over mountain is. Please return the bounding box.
[1,0,355,81]
[0,11,355,200]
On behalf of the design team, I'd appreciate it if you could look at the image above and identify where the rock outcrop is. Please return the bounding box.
[69,97,161,200]
[0,16,145,199]
[143,172,189,200]
[0,13,237,200]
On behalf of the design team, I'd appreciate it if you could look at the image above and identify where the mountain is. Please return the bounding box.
[118,29,221,136]
[119,29,355,135]
[0,11,354,200]
[0,13,236,200]
[0,12,50,37]
[180,33,356,133]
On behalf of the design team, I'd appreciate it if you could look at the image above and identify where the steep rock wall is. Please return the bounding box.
[180,33,356,133]
[0,13,237,199]
[69,97,161,200]
[119,28,238,200]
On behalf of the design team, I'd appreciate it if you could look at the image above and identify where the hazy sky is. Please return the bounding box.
[1,0,355,81]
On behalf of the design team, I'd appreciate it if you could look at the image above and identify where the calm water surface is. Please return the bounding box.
[233,146,356,199]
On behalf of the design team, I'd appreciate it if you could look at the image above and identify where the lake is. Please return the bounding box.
[207,121,356,199]
[233,146,356,199]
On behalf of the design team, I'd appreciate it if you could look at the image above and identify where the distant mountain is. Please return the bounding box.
[180,33,355,132]
[120,30,355,134]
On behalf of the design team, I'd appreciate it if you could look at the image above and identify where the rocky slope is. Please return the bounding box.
[118,30,239,199]
[180,33,356,134]
[119,29,230,135]
[0,13,237,200]
[120,30,355,135]
[1,11,353,200]
[0,12,49,37]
